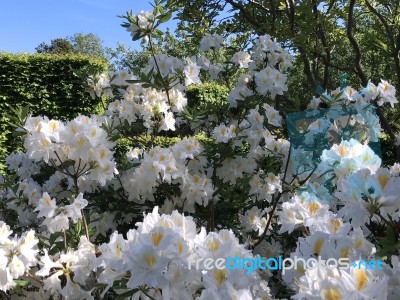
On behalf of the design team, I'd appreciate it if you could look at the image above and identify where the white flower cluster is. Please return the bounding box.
[293,261,392,300]
[228,35,293,107]
[94,207,269,299]
[121,138,215,212]
[107,85,183,131]
[5,152,41,180]
[143,53,185,79]
[249,171,282,202]
[199,33,224,51]
[126,10,155,38]
[280,139,394,231]
[239,206,268,234]
[304,104,381,146]
[335,167,400,227]
[86,73,112,99]
[92,59,197,132]
[35,192,88,233]
[319,138,381,178]
[288,229,389,299]
[212,123,237,143]
[279,191,345,235]
[23,115,116,186]
[277,138,400,299]
[308,79,398,109]
[33,236,96,299]
[0,222,38,291]
[231,51,252,68]
[279,198,397,300]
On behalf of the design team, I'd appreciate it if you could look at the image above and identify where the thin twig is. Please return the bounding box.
[253,146,292,248]
[81,209,90,241]
[139,286,156,300]
[63,229,68,252]
[148,38,172,106]
[225,0,262,29]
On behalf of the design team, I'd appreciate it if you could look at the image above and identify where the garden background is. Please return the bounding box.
[1,0,400,299]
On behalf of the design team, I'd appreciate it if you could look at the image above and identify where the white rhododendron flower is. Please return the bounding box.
[319,138,381,178]
[126,10,155,37]
[199,33,224,51]
[377,79,397,107]
[231,51,252,68]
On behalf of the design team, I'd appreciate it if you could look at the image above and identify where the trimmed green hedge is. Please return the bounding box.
[0,53,107,165]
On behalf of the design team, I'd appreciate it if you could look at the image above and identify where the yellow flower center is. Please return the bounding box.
[143,253,156,268]
[208,239,220,253]
[338,145,348,157]
[330,218,342,233]
[43,194,52,207]
[354,239,363,249]
[307,202,320,215]
[377,173,389,190]
[354,269,368,291]
[313,238,324,255]
[340,247,350,259]
[48,120,58,133]
[212,269,226,286]
[151,232,164,247]
[322,287,341,300]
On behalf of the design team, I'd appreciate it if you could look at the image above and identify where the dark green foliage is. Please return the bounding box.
[186,82,230,121]
[35,38,75,54]
[0,53,107,170]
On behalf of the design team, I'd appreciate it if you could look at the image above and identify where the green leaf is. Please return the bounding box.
[77,220,82,235]
[93,283,109,289]
[373,38,389,53]
[376,225,400,256]
[125,79,143,84]
[158,12,172,23]
[14,279,30,287]
[115,289,140,300]
[49,241,65,255]
[49,231,63,245]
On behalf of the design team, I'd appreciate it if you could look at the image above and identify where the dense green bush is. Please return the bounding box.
[0,53,107,170]
[186,82,230,121]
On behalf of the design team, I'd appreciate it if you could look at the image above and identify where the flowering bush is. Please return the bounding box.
[1,2,400,299]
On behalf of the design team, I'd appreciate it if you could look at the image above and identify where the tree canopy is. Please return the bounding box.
[35,33,105,58]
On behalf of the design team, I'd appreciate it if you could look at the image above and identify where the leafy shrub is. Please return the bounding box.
[0,53,106,171]
[186,82,230,120]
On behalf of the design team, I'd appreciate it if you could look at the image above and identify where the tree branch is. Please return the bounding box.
[347,0,368,85]
[311,49,355,72]
[252,146,292,248]
[248,0,285,13]
[364,0,395,49]
[376,106,400,160]
[364,0,400,90]
[312,0,330,89]
[225,0,262,29]
[299,47,317,90]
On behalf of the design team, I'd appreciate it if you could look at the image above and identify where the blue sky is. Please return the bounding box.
[0,0,175,53]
